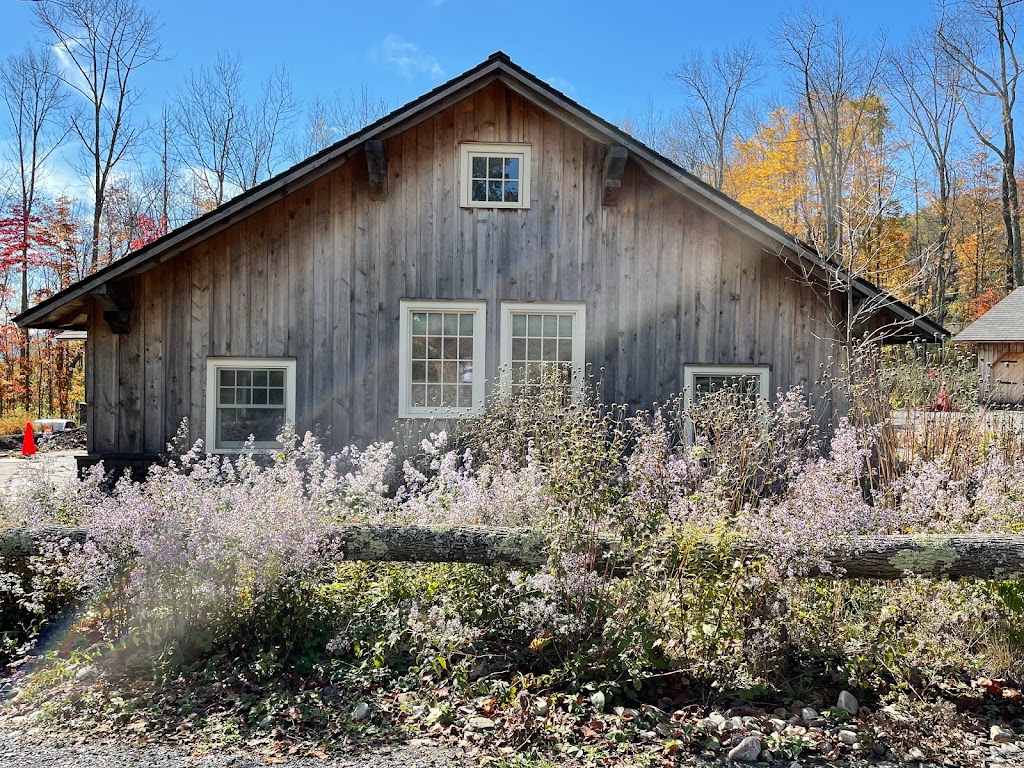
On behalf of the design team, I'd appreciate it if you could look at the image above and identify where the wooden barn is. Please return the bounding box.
[16,53,946,471]
[954,287,1024,406]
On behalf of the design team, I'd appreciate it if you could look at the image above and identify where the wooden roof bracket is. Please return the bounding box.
[92,282,132,335]
[365,140,388,201]
[601,146,628,206]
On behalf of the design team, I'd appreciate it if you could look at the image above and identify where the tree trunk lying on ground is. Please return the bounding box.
[2,524,1024,580]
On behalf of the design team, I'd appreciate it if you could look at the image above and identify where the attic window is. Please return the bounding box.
[460,143,531,209]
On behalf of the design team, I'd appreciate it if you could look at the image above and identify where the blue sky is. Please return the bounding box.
[1,0,935,194]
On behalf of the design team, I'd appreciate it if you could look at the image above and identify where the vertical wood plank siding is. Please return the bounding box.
[86,82,838,454]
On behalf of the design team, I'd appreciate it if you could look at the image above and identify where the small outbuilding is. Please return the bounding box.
[954,287,1024,405]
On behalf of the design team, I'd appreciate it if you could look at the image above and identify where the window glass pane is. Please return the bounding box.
[220,369,235,386]
[269,370,284,388]
[218,407,285,445]
[527,314,542,336]
[411,361,426,383]
[412,312,427,335]
[461,362,474,383]
[558,339,573,361]
[442,361,458,383]
[558,315,573,337]
[512,338,526,360]
[252,388,268,405]
[504,157,519,180]
[542,314,557,336]
[442,384,457,406]
[252,370,268,387]
[220,387,235,405]
[427,313,442,334]
[427,385,441,406]
[511,362,526,385]
[237,388,251,405]
[443,313,458,335]
[488,180,503,201]
[527,338,542,360]
[503,182,519,203]
[472,179,487,201]
[458,337,474,360]
[542,338,558,362]
[427,338,442,359]
[411,336,426,359]
[488,157,503,178]
[411,385,426,407]
[268,388,284,405]
[457,385,472,408]
[427,361,441,383]
[512,314,526,336]
[237,370,251,387]
[472,156,487,177]
[459,313,473,335]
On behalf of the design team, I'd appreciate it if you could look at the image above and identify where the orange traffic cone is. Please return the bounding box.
[21,422,36,457]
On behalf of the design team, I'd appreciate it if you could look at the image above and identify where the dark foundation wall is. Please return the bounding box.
[85,81,840,456]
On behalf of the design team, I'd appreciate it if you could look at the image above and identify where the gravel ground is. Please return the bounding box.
[0,728,461,768]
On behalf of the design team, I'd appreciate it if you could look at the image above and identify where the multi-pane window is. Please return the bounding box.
[205,358,296,451]
[471,155,520,204]
[691,373,764,404]
[460,143,531,209]
[500,302,586,402]
[399,300,486,418]
[684,365,770,413]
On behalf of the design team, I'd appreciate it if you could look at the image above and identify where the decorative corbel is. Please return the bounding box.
[92,282,132,334]
[365,140,388,202]
[601,146,628,206]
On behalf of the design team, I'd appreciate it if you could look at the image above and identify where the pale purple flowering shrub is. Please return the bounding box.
[5,362,1024,695]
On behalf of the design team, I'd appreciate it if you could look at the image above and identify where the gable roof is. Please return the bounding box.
[16,52,948,342]
[954,287,1024,343]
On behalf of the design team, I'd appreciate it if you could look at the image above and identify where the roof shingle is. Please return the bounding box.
[954,287,1024,342]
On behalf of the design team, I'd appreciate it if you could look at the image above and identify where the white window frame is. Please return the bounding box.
[459,142,532,209]
[683,364,771,412]
[499,301,587,401]
[398,299,487,419]
[205,357,297,454]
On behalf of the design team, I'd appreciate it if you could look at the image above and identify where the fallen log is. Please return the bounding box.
[1,525,1024,581]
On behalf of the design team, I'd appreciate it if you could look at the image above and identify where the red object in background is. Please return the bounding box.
[931,384,953,412]
[21,422,36,457]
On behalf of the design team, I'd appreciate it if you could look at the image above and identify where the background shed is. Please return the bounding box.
[954,287,1024,405]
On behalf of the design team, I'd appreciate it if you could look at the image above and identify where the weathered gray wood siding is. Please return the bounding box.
[85,81,838,455]
[977,342,1024,405]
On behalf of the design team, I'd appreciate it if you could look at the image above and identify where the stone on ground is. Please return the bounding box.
[727,735,762,762]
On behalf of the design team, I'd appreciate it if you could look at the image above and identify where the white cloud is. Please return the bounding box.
[372,35,444,81]
[544,76,575,95]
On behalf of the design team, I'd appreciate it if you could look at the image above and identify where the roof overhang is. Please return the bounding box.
[17,52,949,343]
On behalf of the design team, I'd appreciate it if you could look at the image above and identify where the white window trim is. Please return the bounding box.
[499,301,587,400]
[683,364,771,412]
[459,142,532,209]
[205,357,297,454]
[399,299,487,419]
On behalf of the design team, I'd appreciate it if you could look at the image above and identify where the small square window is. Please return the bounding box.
[399,300,487,418]
[460,143,532,209]
[683,364,771,443]
[206,358,296,453]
